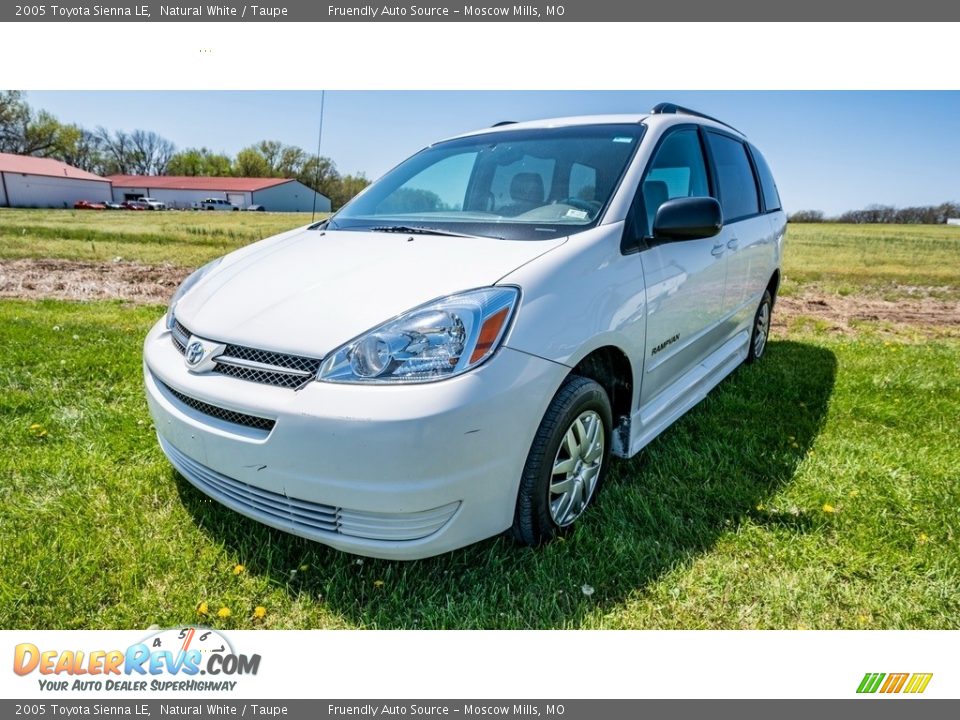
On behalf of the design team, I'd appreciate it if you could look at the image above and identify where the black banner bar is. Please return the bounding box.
[3,0,959,21]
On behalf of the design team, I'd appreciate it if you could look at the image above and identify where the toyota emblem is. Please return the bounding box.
[185,341,205,366]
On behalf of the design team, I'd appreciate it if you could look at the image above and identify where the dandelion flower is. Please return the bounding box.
[918,532,929,544]
[196,601,209,615]
[233,564,245,575]
[217,607,232,619]
[373,580,385,588]
[299,564,309,572]
[253,606,267,619]
[822,503,836,514]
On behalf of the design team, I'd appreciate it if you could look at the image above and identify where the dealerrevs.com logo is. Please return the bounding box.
[13,627,261,693]
[857,673,933,695]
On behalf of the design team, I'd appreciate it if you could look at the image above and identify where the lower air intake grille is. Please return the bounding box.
[159,380,276,432]
[159,436,460,542]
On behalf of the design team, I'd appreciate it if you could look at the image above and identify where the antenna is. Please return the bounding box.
[311,90,326,223]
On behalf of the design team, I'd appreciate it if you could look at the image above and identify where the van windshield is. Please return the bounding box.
[328,124,644,241]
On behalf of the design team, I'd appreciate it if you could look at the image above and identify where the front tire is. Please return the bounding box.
[746,289,773,363]
[512,375,612,546]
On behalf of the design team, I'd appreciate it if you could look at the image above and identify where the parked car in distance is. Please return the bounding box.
[199,198,238,211]
[246,205,266,212]
[140,197,168,210]
[73,200,106,210]
[103,201,123,210]
[145,104,786,560]
[120,200,147,210]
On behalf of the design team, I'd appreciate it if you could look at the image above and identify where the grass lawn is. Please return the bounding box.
[0,211,957,629]
[1,209,959,298]
[779,223,960,300]
[0,208,318,267]
[0,300,957,629]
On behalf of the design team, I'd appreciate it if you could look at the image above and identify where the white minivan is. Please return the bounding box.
[144,105,786,559]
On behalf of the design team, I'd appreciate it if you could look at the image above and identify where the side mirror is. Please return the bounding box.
[652,196,723,242]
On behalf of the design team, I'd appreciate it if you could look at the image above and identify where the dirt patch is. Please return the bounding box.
[0,259,190,305]
[1,258,958,333]
[773,293,960,335]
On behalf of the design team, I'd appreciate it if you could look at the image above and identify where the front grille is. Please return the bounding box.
[171,320,190,353]
[171,320,321,390]
[159,380,276,432]
[159,436,460,542]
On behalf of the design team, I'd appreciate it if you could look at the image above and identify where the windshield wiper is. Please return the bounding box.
[368,225,500,240]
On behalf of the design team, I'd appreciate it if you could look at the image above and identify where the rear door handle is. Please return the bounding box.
[727,237,740,250]
[711,243,725,257]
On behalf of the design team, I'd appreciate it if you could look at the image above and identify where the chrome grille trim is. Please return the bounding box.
[219,343,321,375]
[170,319,322,390]
[159,436,460,542]
[214,355,313,377]
[158,379,276,432]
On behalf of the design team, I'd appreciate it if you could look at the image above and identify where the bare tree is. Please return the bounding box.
[129,129,175,175]
[96,126,132,175]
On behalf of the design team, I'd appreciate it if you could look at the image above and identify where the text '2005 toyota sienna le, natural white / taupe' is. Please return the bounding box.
[143,103,787,559]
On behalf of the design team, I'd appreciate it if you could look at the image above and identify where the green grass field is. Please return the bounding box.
[1,209,959,297]
[0,208,318,267]
[0,210,958,629]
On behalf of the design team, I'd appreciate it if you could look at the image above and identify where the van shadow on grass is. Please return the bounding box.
[174,340,836,629]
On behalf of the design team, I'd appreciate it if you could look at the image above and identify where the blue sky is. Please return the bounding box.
[26,90,960,216]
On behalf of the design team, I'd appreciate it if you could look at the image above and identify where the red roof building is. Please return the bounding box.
[106,175,330,212]
[0,153,112,208]
[107,175,294,192]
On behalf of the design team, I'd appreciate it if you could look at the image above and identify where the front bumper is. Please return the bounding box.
[143,318,567,559]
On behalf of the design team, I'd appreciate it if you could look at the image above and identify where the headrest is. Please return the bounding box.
[510,172,545,205]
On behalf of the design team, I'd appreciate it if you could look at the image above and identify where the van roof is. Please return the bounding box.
[443,110,746,143]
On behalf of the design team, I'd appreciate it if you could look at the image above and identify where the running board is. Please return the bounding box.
[625,329,750,457]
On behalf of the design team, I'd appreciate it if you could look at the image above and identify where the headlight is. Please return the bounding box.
[165,258,222,329]
[318,287,519,384]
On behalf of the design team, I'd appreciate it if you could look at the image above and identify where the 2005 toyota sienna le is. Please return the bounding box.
[143,103,786,559]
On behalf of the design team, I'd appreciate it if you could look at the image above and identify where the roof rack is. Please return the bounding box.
[491,120,517,127]
[649,103,744,136]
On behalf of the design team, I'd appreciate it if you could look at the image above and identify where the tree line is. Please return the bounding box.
[790,203,960,225]
[0,91,369,210]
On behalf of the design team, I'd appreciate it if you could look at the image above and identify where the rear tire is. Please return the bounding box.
[746,289,773,363]
[512,375,612,546]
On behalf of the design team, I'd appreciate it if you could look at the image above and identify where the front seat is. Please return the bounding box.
[500,172,545,217]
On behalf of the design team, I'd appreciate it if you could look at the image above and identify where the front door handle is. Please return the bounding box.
[727,237,740,250]
[711,243,725,257]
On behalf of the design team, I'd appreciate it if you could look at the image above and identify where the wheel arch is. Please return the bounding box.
[767,268,781,305]
[568,344,634,457]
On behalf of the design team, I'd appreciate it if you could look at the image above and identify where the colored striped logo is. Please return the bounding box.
[857,672,933,694]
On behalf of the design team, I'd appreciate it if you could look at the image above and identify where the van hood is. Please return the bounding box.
[174,228,565,358]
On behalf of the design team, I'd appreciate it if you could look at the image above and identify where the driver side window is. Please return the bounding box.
[637,129,711,236]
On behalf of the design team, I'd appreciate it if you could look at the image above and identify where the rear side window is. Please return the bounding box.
[642,128,710,231]
[750,145,782,212]
[706,132,760,222]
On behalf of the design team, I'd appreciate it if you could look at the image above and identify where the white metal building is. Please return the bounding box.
[948,218,960,226]
[108,175,331,212]
[0,153,112,208]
